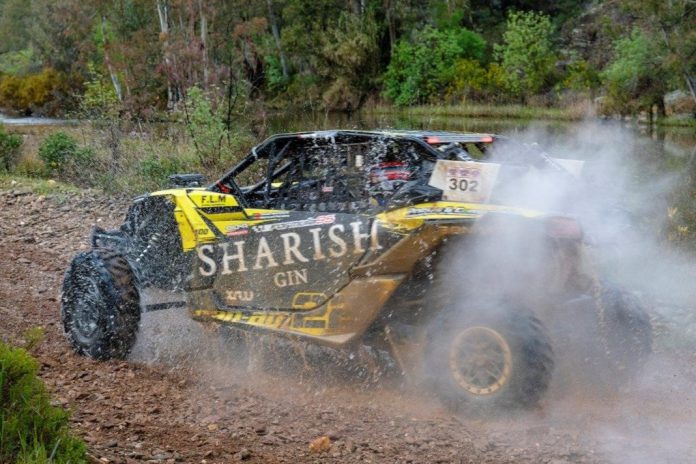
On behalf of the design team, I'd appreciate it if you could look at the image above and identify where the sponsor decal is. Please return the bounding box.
[196,220,381,277]
[406,206,477,217]
[205,310,327,330]
[274,269,308,288]
[252,212,290,220]
[446,167,482,178]
[225,224,250,237]
[199,194,229,205]
[195,228,210,236]
[291,292,327,309]
[225,290,254,303]
[252,214,336,233]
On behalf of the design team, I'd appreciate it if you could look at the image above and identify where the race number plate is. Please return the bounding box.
[551,158,585,177]
[428,160,501,203]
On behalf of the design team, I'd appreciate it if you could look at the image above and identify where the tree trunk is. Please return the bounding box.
[198,0,208,87]
[684,74,696,105]
[384,0,396,54]
[266,0,288,79]
[156,0,175,108]
[657,97,666,120]
[100,16,123,102]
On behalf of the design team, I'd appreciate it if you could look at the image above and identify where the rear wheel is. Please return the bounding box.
[552,284,653,390]
[425,301,554,412]
[600,286,652,377]
[61,249,140,360]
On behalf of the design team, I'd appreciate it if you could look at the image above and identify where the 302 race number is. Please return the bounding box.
[429,160,501,203]
[448,178,479,192]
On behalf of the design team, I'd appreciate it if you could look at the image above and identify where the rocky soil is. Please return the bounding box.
[2,184,695,464]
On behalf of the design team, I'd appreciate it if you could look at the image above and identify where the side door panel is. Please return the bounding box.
[195,210,378,311]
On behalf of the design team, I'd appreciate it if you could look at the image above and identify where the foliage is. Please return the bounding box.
[38,131,94,177]
[320,11,379,111]
[0,125,22,171]
[264,55,287,93]
[561,59,600,92]
[80,63,120,120]
[618,0,695,109]
[182,86,228,169]
[448,60,507,102]
[383,26,486,105]
[0,341,87,463]
[0,0,691,119]
[495,11,557,99]
[0,48,38,75]
[600,29,670,115]
[0,68,71,115]
[139,154,188,188]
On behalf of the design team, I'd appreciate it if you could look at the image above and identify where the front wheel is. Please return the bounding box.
[61,249,140,360]
[425,302,554,412]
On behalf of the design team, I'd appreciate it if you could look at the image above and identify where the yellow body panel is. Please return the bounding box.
[152,188,548,345]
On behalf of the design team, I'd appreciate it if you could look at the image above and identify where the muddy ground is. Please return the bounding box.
[1,185,695,464]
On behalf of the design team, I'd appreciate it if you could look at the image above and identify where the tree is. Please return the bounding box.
[600,29,670,118]
[494,10,557,100]
[619,0,696,106]
[320,11,379,111]
[383,25,486,105]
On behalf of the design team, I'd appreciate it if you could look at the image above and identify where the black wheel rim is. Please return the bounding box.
[71,277,103,342]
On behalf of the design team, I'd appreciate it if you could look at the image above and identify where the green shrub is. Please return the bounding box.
[183,86,227,169]
[600,29,669,116]
[447,59,508,102]
[38,131,94,176]
[382,26,486,106]
[0,125,22,171]
[139,154,187,188]
[0,341,87,463]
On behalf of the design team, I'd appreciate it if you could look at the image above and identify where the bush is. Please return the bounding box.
[600,29,669,116]
[139,154,187,188]
[383,26,487,106]
[183,86,227,169]
[38,131,94,177]
[0,125,22,171]
[447,60,507,102]
[0,68,69,114]
[0,341,87,463]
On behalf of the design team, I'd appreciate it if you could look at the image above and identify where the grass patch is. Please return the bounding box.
[0,173,83,196]
[370,102,591,121]
[659,116,696,128]
[0,341,87,463]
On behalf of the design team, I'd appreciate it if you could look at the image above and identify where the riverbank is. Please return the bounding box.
[369,103,696,128]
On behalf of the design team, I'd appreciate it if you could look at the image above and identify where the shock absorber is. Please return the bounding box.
[135,232,162,265]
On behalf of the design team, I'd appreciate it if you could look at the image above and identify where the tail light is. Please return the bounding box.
[545,216,583,240]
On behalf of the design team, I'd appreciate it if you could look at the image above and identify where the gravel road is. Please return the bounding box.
[2,185,695,464]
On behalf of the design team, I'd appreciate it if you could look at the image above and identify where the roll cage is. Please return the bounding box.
[209,130,503,211]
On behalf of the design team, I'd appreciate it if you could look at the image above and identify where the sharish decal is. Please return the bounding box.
[197,220,380,276]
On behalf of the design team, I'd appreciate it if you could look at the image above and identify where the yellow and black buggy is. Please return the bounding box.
[61,130,652,412]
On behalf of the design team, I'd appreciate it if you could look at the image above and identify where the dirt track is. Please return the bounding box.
[2,186,695,464]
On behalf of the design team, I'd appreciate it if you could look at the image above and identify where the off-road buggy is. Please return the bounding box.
[61,130,652,411]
